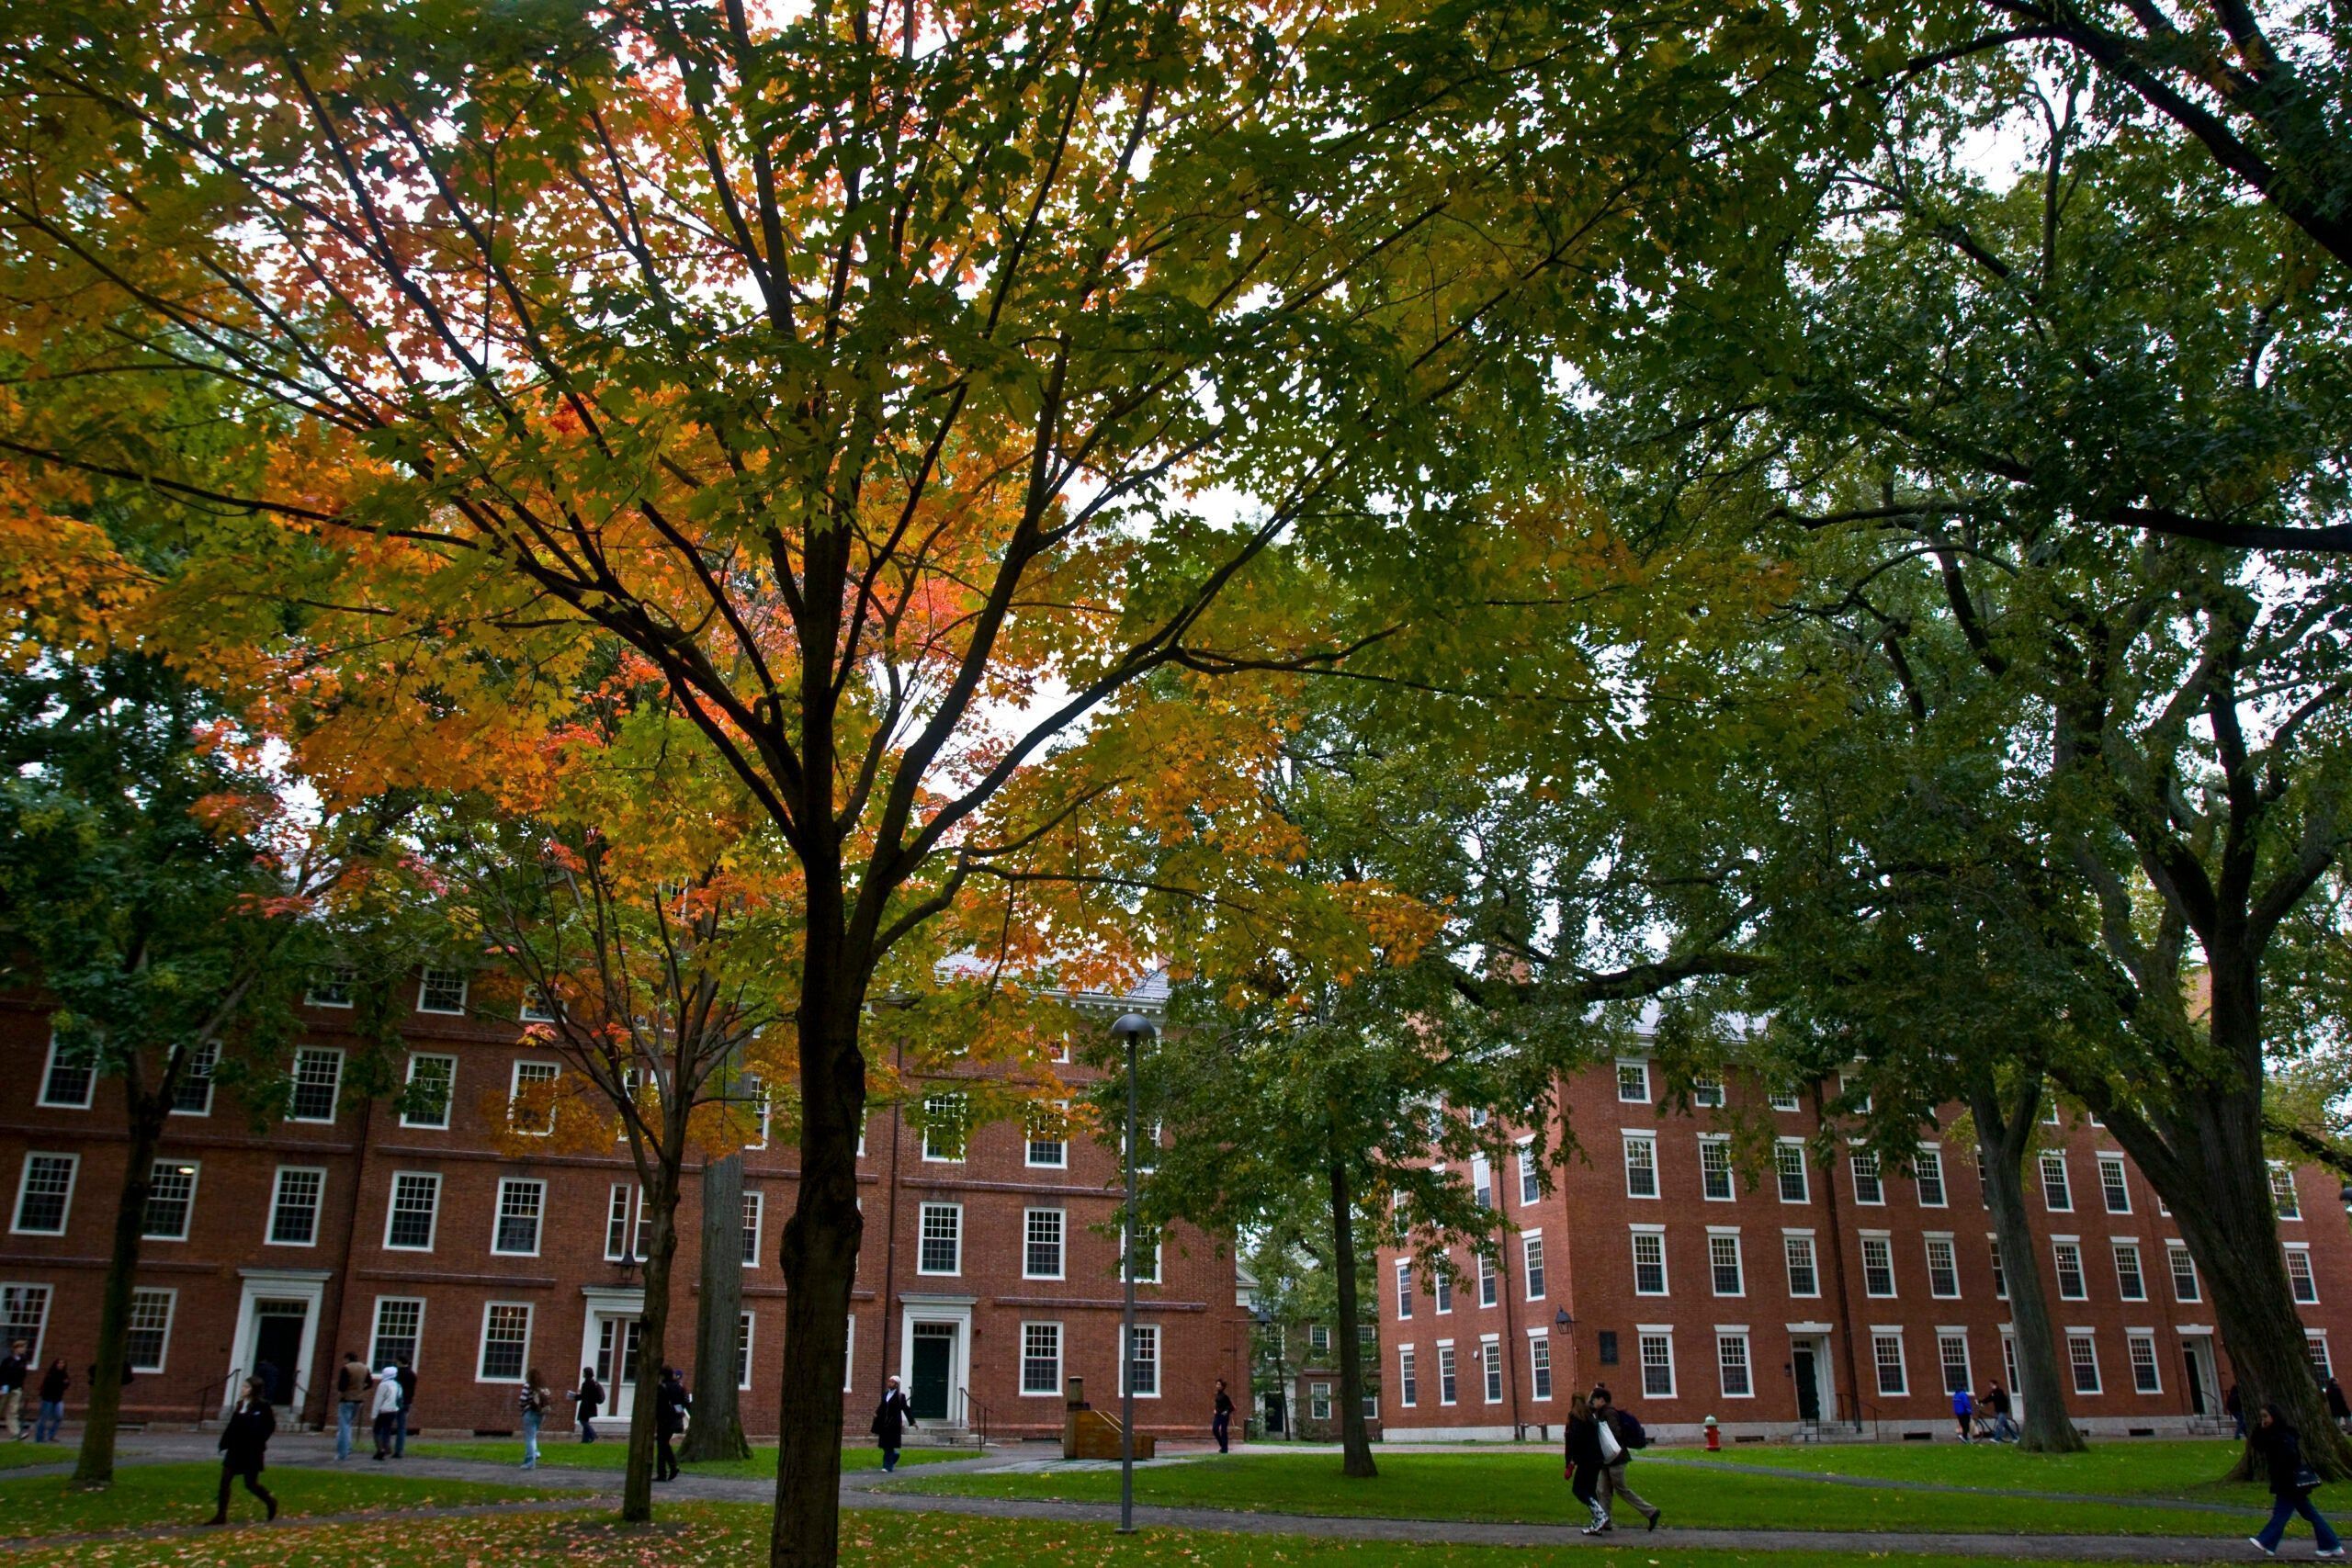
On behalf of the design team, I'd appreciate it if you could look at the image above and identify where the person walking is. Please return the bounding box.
[1951,1383,1974,1442]
[0,1337,29,1438]
[32,1359,67,1443]
[1213,1379,1235,1453]
[391,1357,416,1456]
[2328,1375,2350,1435]
[368,1363,402,1460]
[333,1353,370,1461]
[570,1366,605,1443]
[1564,1392,1610,1534]
[519,1369,552,1470]
[871,1374,915,1473]
[1589,1384,1660,1532]
[207,1376,277,1525]
[1984,1383,2017,1443]
[2249,1402,2346,1557]
[654,1367,690,1483]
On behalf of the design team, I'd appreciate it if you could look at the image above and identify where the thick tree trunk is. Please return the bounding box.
[683,1153,751,1462]
[1324,1139,1376,1479]
[73,1100,164,1487]
[620,1163,681,1523]
[1970,1077,2084,1454]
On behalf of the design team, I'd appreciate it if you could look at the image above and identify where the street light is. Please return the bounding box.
[1112,1011,1156,1536]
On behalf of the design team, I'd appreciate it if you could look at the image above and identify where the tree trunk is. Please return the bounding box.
[73,1099,164,1487]
[1970,1076,2084,1454]
[620,1162,681,1523]
[1324,1138,1376,1479]
[683,1153,751,1462]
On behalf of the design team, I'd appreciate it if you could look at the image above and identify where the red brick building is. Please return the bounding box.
[0,974,1251,1440]
[1380,1047,2352,1441]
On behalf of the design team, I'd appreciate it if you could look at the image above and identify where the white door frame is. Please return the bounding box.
[224,1268,331,1419]
[897,1293,975,1426]
[580,1285,647,1420]
[1787,1322,1836,1425]
[2182,1326,2219,1417]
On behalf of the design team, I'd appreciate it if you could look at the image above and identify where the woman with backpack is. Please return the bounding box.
[2250,1403,2346,1557]
[518,1369,552,1469]
[1563,1392,1609,1534]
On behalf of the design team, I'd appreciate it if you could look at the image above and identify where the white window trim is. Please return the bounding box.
[1479,1332,1504,1404]
[741,1190,763,1269]
[2040,1152,2074,1213]
[1699,1134,1736,1201]
[1935,1329,1974,1396]
[1019,1319,1064,1397]
[507,1059,560,1136]
[2052,1236,2088,1301]
[1616,1058,1651,1103]
[368,1295,426,1370]
[2126,1327,2164,1395]
[1397,1345,1419,1407]
[1923,1232,1961,1300]
[2066,1329,2103,1395]
[401,1054,458,1131]
[1635,1325,1678,1400]
[921,1094,968,1164]
[1914,1145,1948,1208]
[142,1159,200,1243]
[491,1177,546,1258]
[1025,1103,1070,1169]
[1871,1327,1910,1397]
[37,1034,94,1110]
[1782,1230,1823,1299]
[474,1300,533,1383]
[737,1311,756,1391]
[382,1170,442,1252]
[1860,1231,1897,1298]
[916,1201,963,1277]
[416,968,469,1016]
[2112,1237,2148,1302]
[285,1046,345,1124]
[305,967,357,1008]
[168,1043,219,1118]
[1526,1325,1554,1401]
[124,1286,175,1374]
[1622,1132,1660,1201]
[1123,1322,1161,1400]
[1436,1338,1458,1405]
[2098,1154,2133,1215]
[1706,1225,1746,1298]
[1521,1229,1546,1301]
[1849,1146,1886,1205]
[1517,1136,1541,1205]
[1776,1139,1811,1204]
[1630,1223,1669,1297]
[10,1152,77,1236]
[1023,1206,1067,1282]
[2288,1242,2320,1303]
[1716,1327,1757,1399]
[266,1165,326,1247]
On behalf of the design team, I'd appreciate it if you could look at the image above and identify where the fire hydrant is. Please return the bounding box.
[1703,1415,1721,1451]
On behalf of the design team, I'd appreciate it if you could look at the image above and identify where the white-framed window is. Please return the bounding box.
[1631,1227,1668,1295]
[1125,1323,1159,1398]
[2273,1163,2302,1220]
[125,1288,175,1373]
[1310,1323,1330,1357]
[38,1034,95,1109]
[918,1202,961,1275]
[1872,1330,1908,1396]
[1914,1146,1946,1207]
[1989,1234,2008,1299]
[519,986,557,1023]
[1481,1333,1503,1403]
[1477,1253,1498,1307]
[477,1302,531,1382]
[2128,1329,2163,1394]
[1617,1060,1650,1102]
[2043,1100,2063,1125]
[1024,1207,1066,1280]
[143,1160,198,1241]
[369,1296,424,1368]
[2168,1241,2200,1302]
[417,967,469,1015]
[741,1190,763,1269]
[603,1184,643,1261]
[1437,1341,1458,1404]
[2312,1332,2335,1381]
[2040,1152,2072,1212]
[15,1152,81,1235]
[285,1046,344,1123]
[1468,1106,1489,1130]
[1775,1141,1810,1203]
[2067,1330,2101,1394]
[2052,1238,2086,1301]
[384,1171,441,1251]
[1924,1235,1960,1299]
[306,965,357,1008]
[2003,1331,2022,1400]
[1860,1234,1895,1297]
[2289,1245,2320,1304]
[1699,1136,1735,1201]
[1691,1071,1724,1109]
[2112,1239,2146,1301]
[843,1314,854,1393]
[1433,1266,1453,1314]
[1522,1232,1546,1299]
[737,1312,755,1390]
[1709,1231,1744,1296]
[401,1054,456,1130]
[1769,1084,1803,1112]
[1638,1328,1676,1399]
[2098,1155,2132,1214]
[1783,1232,1820,1297]
[1529,1331,1554,1400]
[1396,1261,1413,1320]
[1518,1141,1541,1205]
[1717,1330,1753,1397]
[1025,1103,1068,1168]
[1623,1134,1658,1199]
[921,1093,969,1162]
[1125,1235,1165,1287]
[1020,1321,1062,1396]
[1849,1148,1884,1204]
[1842,1075,1872,1112]
[1937,1330,1972,1393]
[507,1060,559,1135]
[1471,1156,1493,1210]
[0,1283,51,1361]
[169,1042,219,1116]
[492,1178,545,1257]
[1397,1345,1419,1406]
[267,1166,324,1246]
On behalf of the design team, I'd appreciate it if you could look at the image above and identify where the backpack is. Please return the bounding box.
[1616,1411,1649,1450]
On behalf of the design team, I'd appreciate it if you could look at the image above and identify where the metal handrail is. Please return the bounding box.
[957,1386,992,1448]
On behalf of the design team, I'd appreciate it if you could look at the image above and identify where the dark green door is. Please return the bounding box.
[910,1325,954,1420]
[1792,1346,1821,1422]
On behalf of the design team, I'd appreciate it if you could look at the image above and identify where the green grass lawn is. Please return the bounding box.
[0,1499,2198,1567]
[0,1461,572,1538]
[406,1438,967,1479]
[882,1449,2267,1536]
[0,1443,74,1469]
[1673,1436,2263,1501]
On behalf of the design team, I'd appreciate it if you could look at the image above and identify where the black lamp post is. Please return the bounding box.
[1111,1011,1156,1535]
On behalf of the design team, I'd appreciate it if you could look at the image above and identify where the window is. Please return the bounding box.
[1699,1137,1735,1201]
[922,1093,968,1162]
[142,1161,198,1241]
[1477,1253,1498,1308]
[2128,1331,2163,1394]
[918,1202,961,1275]
[1849,1149,1883,1204]
[2313,1334,2335,1381]
[1125,1324,1159,1397]
[1718,1332,1753,1397]
[1307,1381,1333,1422]
[2052,1239,2086,1300]
[1769,1085,1803,1112]
[369,1297,423,1368]
[2040,1152,2072,1212]
[1639,1331,1676,1398]
[604,1184,640,1261]
[1021,1322,1062,1396]
[1938,1332,1972,1393]
[1518,1145,1541,1205]
[2289,1246,2320,1304]
[520,986,557,1022]
[737,1313,755,1390]
[1310,1324,1330,1356]
[1974,1148,1989,1207]
[1522,1233,1547,1300]
[286,1047,343,1122]
[1433,1268,1452,1314]
[2003,1332,2022,1399]
[507,1061,559,1134]
[384,1172,441,1251]
[1860,1235,1895,1297]
[1775,1141,1810,1204]
[2154,1241,2199,1305]
[1396,1261,1413,1320]
[38,1035,94,1108]
[417,967,469,1015]
[493,1179,544,1257]
[1914,1147,1946,1207]
[1397,1347,1419,1406]
[267,1167,323,1245]
[1472,1156,1493,1210]
[741,1191,763,1269]
[1025,1105,1068,1168]
[125,1289,174,1373]
[12,1151,76,1235]
[1872,1331,1908,1396]
[2043,1100,2063,1125]
[0,1284,51,1360]
[401,1055,456,1130]
[1843,1076,1872,1111]
[1632,1229,1668,1295]
[2099,1155,2132,1214]
[1783,1233,1820,1297]
[2112,1240,2146,1302]
[1709,1232,1744,1296]
[2067,1331,2101,1395]
[1617,1060,1650,1102]
[306,965,357,1007]
[478,1303,531,1381]
[1989,1235,2008,1299]
[1925,1235,1960,1298]
[1691,1071,1724,1109]
[1437,1342,1459,1404]
[1482,1334,1503,1403]
[1623,1134,1658,1199]
[2273,1163,2302,1220]
[1024,1208,1065,1280]
[170,1043,219,1116]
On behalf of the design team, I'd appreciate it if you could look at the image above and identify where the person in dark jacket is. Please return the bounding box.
[2250,1403,2345,1557]
[871,1375,915,1473]
[1213,1379,1235,1453]
[33,1359,68,1442]
[1984,1383,2017,1443]
[208,1376,278,1525]
[1564,1392,1610,1534]
[391,1358,416,1456]
[2,1338,33,1438]
[570,1366,605,1442]
[1589,1384,1660,1531]
[653,1367,691,1482]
